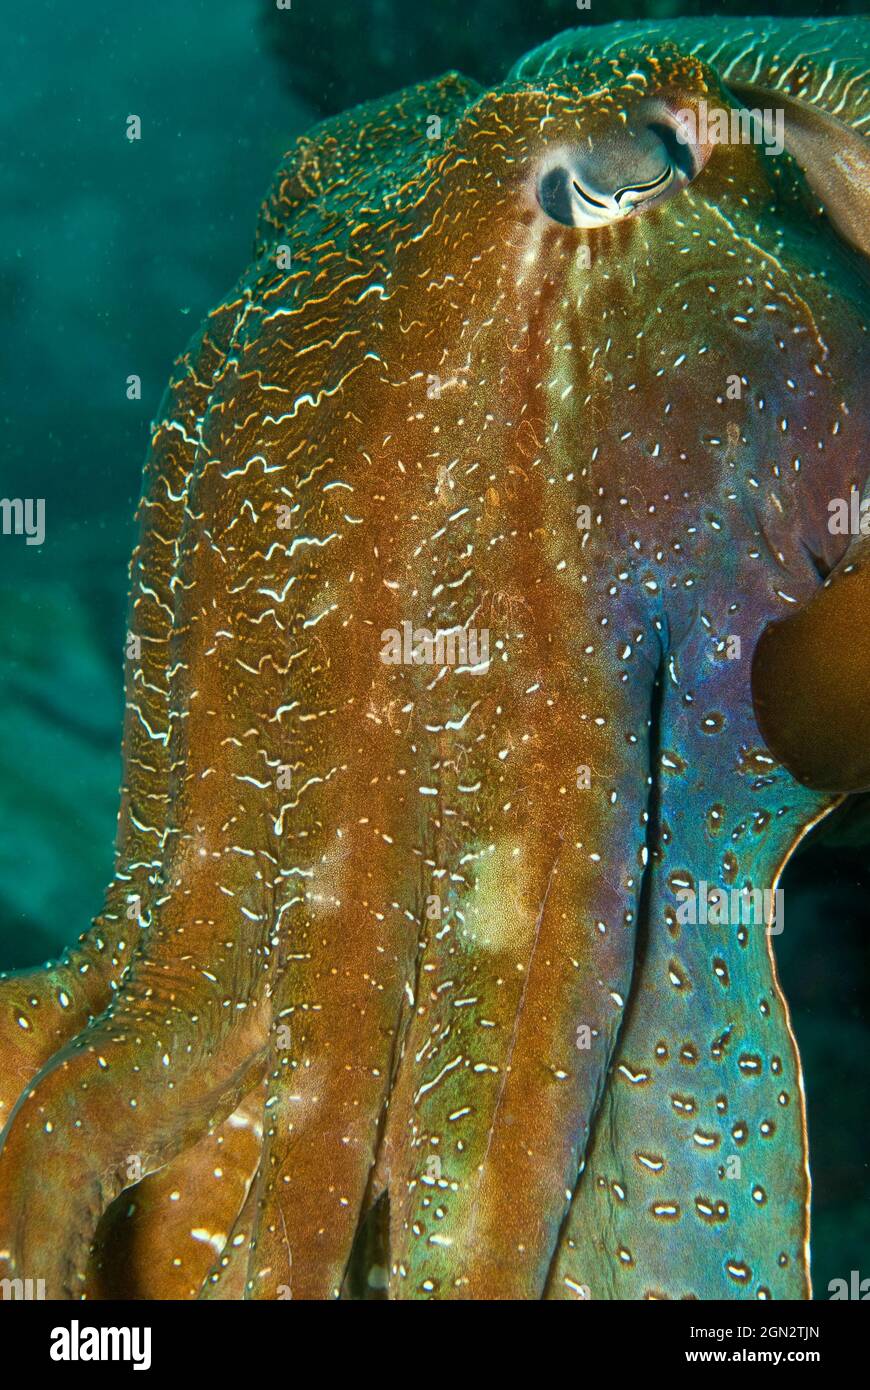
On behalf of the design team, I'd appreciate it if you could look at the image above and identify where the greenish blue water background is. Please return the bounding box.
[0,0,866,1296]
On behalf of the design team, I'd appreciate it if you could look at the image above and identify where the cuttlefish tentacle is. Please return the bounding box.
[80,301,296,1302]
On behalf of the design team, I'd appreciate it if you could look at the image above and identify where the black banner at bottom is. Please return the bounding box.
[0,1292,864,1376]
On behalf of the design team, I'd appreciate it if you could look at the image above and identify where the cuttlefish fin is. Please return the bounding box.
[728,81,870,259]
[752,529,870,794]
[686,16,870,259]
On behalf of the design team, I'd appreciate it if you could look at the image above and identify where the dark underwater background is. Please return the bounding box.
[0,0,866,1297]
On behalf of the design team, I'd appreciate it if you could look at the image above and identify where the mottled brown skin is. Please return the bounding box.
[0,20,868,1300]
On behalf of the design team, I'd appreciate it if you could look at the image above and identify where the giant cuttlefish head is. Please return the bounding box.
[0,19,867,1302]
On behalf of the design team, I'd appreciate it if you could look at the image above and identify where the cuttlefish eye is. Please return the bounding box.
[536,115,700,228]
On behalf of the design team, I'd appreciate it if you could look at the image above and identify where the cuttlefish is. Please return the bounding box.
[1,17,868,1301]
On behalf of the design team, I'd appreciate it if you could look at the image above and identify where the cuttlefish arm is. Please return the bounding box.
[233,64,692,1300]
[0,303,213,1132]
[0,292,274,1298]
[87,1084,265,1300]
[0,71,488,1302]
